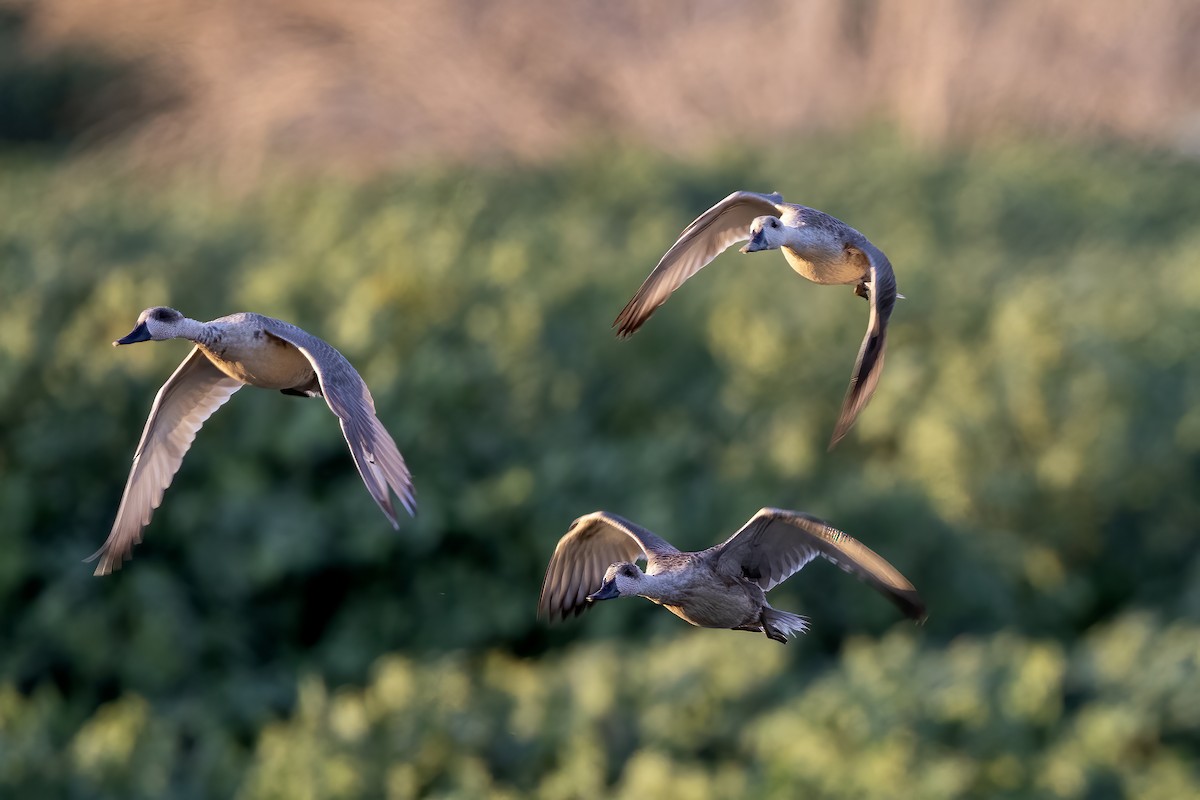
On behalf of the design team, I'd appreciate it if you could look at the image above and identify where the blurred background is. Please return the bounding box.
[1,0,1198,797]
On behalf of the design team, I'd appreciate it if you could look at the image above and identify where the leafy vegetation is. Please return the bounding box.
[1,134,1198,797]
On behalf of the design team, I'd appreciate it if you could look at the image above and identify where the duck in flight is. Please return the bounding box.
[614,191,898,448]
[538,507,925,642]
[89,306,416,575]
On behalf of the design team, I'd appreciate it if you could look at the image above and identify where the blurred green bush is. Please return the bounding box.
[0,133,1197,797]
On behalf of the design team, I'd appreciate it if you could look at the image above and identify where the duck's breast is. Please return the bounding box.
[201,329,316,390]
[663,578,762,630]
[781,246,868,286]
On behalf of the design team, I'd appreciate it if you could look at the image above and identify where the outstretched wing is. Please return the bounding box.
[713,508,925,620]
[614,191,784,337]
[89,348,242,575]
[538,511,680,621]
[263,318,416,525]
[829,241,897,448]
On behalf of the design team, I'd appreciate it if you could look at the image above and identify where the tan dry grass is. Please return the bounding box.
[18,0,1200,174]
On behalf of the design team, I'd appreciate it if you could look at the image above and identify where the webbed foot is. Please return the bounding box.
[764,628,789,644]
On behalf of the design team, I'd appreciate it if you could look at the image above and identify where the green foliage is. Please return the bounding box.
[1,133,1198,796]
[4,617,1198,798]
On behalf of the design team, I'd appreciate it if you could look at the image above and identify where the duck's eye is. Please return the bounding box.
[621,565,636,578]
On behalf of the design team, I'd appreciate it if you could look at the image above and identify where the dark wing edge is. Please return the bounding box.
[613,191,784,338]
[537,511,679,623]
[87,348,243,575]
[829,242,897,449]
[719,508,925,621]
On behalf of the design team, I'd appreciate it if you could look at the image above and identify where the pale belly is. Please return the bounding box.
[201,341,315,390]
[782,247,867,285]
[657,586,761,630]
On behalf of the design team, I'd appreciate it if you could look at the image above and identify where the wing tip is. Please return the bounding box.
[827,422,853,451]
[85,545,128,577]
[612,308,645,339]
[613,289,666,339]
[828,379,869,450]
[374,461,417,526]
[398,490,418,519]
[893,590,928,623]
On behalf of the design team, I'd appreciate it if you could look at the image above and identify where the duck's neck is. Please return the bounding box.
[176,317,217,347]
[781,227,842,258]
[635,570,693,605]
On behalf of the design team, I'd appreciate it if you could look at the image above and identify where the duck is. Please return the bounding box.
[613,191,898,448]
[538,507,925,642]
[88,306,416,575]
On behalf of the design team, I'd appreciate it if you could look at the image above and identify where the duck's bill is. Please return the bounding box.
[114,322,151,346]
[586,579,620,603]
[740,232,768,253]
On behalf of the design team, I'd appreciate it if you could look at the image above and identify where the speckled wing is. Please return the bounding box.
[713,508,925,620]
[613,191,785,337]
[88,347,243,575]
[829,240,897,448]
[262,318,416,525]
[538,511,681,621]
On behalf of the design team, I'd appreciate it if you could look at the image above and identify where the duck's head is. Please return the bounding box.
[741,215,785,253]
[114,306,186,346]
[587,562,643,602]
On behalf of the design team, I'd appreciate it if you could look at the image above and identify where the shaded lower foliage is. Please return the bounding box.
[2,616,1197,798]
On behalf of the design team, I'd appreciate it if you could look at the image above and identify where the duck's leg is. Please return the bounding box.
[763,627,790,644]
[733,622,784,642]
[280,377,322,398]
[854,281,870,301]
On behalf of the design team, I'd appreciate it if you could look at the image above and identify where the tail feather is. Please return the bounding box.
[761,607,809,643]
